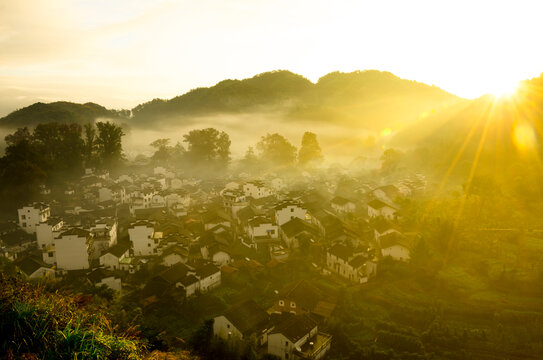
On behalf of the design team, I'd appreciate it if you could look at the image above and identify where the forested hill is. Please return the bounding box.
[0,101,129,127]
[131,70,462,129]
[0,70,461,130]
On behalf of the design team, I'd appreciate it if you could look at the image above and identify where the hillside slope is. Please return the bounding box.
[0,101,128,128]
[0,70,461,133]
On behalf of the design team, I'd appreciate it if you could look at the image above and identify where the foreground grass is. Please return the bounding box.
[0,274,146,360]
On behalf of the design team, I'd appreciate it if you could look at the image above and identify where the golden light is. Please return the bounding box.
[512,122,537,151]
[380,128,392,137]
[491,80,520,99]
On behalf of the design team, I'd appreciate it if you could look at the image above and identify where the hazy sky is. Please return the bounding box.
[1,0,543,116]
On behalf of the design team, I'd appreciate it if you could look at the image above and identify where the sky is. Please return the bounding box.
[1,0,543,116]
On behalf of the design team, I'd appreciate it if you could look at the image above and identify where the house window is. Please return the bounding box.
[290,208,294,212]
[21,215,26,220]
[285,341,289,346]
[22,222,26,227]
[285,354,289,359]
[279,300,284,306]
[48,252,53,257]
[148,243,151,247]
[227,324,230,329]
[290,302,296,308]
[270,229,275,235]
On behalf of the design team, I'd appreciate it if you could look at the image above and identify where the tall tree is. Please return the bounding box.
[298,131,323,168]
[150,138,172,164]
[239,146,260,174]
[183,128,230,173]
[4,127,32,147]
[83,123,97,167]
[256,133,297,168]
[95,121,125,169]
[0,133,45,206]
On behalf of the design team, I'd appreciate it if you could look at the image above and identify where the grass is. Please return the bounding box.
[0,274,146,359]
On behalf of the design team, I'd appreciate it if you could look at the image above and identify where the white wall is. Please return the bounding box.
[55,235,89,270]
[268,333,293,360]
[96,276,122,291]
[381,245,410,261]
[213,315,243,340]
[249,223,278,239]
[129,224,156,256]
[18,205,49,234]
[212,251,231,267]
[36,223,56,249]
[199,271,221,293]
[29,267,55,279]
[275,205,306,226]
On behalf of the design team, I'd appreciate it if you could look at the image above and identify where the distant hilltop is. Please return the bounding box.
[0,69,461,130]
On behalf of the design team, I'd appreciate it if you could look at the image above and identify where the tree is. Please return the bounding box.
[239,146,260,174]
[0,136,46,206]
[4,127,31,147]
[189,319,214,356]
[298,131,323,168]
[183,128,230,174]
[95,121,125,169]
[380,148,404,173]
[83,123,97,167]
[150,138,172,164]
[256,133,297,168]
[31,122,84,178]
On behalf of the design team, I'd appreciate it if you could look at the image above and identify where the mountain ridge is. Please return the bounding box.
[0,69,462,131]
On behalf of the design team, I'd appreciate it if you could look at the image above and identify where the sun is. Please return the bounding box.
[490,79,519,99]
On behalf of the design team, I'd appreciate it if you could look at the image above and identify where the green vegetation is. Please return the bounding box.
[0,121,125,208]
[0,274,145,359]
[0,102,128,127]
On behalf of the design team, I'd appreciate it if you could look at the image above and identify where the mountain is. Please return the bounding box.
[0,101,128,128]
[0,70,461,131]
[130,70,462,129]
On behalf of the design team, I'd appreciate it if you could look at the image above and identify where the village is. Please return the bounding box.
[0,162,427,360]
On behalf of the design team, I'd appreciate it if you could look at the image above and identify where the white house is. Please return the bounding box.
[221,188,248,216]
[196,263,221,293]
[88,268,122,291]
[213,299,271,346]
[160,245,188,267]
[274,201,307,226]
[331,196,356,214]
[99,242,130,270]
[326,244,376,283]
[89,218,118,259]
[98,187,113,203]
[16,256,55,279]
[177,275,200,297]
[243,180,273,199]
[379,232,411,262]
[268,314,332,360]
[280,218,318,249]
[370,184,401,203]
[36,218,64,250]
[200,243,231,267]
[18,203,50,234]
[271,178,286,192]
[151,193,166,208]
[248,216,278,242]
[367,199,398,219]
[128,221,157,256]
[55,228,92,270]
